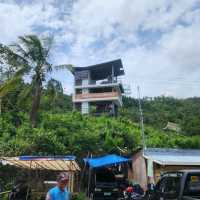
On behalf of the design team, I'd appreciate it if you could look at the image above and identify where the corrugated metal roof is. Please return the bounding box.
[73,59,125,80]
[0,156,80,171]
[143,148,200,166]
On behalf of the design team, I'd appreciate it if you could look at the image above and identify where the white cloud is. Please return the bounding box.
[160,24,200,72]
[0,2,34,43]
[0,0,200,97]
[64,0,200,98]
[0,1,64,43]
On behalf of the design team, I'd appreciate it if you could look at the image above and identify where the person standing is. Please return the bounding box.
[46,172,70,200]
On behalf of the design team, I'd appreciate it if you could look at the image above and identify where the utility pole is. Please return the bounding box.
[0,98,1,115]
[137,86,146,150]
[0,66,4,115]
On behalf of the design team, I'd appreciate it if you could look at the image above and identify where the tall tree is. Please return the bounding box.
[0,35,72,127]
[45,78,64,110]
[0,44,25,114]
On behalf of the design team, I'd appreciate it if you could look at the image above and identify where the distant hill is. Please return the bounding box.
[120,96,200,136]
[40,92,200,136]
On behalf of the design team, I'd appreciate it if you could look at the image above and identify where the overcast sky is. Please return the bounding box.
[0,0,200,98]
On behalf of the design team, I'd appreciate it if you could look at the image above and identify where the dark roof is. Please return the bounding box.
[73,59,124,80]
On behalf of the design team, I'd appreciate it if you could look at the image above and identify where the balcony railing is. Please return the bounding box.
[75,81,122,87]
[75,92,120,100]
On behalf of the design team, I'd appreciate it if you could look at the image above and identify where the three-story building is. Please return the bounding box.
[71,59,125,116]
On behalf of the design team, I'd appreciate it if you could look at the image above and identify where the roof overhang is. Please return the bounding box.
[143,154,200,166]
[73,59,124,80]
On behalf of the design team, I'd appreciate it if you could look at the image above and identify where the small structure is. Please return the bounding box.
[163,122,181,132]
[0,156,80,193]
[131,148,200,190]
[84,154,131,199]
[70,59,125,116]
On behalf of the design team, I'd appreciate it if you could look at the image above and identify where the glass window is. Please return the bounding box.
[184,174,200,197]
[164,177,181,194]
[156,176,180,199]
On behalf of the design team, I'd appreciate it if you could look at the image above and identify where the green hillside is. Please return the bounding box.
[1,109,200,157]
[121,96,200,135]
[1,35,200,158]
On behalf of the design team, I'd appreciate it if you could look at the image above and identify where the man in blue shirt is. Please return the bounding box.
[46,172,70,200]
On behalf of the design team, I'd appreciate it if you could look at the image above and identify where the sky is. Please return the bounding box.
[0,0,200,98]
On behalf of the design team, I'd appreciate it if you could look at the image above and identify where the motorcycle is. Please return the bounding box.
[123,185,144,200]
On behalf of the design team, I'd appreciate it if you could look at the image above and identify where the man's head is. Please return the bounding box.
[57,172,69,190]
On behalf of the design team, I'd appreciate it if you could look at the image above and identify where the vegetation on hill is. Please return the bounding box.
[1,108,200,158]
[0,35,200,159]
[121,96,200,135]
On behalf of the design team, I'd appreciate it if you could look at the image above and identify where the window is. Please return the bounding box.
[184,174,200,197]
[164,177,181,194]
[95,169,115,183]
[156,177,180,198]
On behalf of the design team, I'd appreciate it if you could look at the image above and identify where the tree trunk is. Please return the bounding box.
[30,82,42,127]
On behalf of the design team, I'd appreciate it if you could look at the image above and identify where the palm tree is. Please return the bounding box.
[0,35,72,127]
[0,44,25,114]
[45,78,63,110]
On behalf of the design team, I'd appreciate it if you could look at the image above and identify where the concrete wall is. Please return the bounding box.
[81,79,89,114]
[131,151,148,190]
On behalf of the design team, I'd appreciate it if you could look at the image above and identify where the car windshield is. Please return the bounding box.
[164,177,181,193]
[183,173,200,198]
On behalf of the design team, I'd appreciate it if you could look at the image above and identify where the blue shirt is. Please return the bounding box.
[48,186,70,200]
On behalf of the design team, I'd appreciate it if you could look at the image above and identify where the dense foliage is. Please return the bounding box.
[121,96,200,135]
[0,35,72,127]
[1,108,200,158]
[1,86,200,158]
[0,35,200,159]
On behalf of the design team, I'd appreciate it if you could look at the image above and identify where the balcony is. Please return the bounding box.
[73,92,122,105]
[74,82,124,93]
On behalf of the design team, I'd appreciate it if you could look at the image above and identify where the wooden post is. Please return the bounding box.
[87,167,91,198]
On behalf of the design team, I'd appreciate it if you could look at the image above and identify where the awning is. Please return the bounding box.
[84,154,130,169]
[0,156,80,171]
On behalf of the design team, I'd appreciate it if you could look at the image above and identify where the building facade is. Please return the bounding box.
[71,59,125,116]
[130,148,200,191]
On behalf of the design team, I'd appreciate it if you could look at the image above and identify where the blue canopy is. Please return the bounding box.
[84,154,130,168]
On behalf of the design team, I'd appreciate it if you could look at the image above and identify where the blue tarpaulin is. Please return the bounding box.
[84,154,130,168]
[19,155,76,161]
